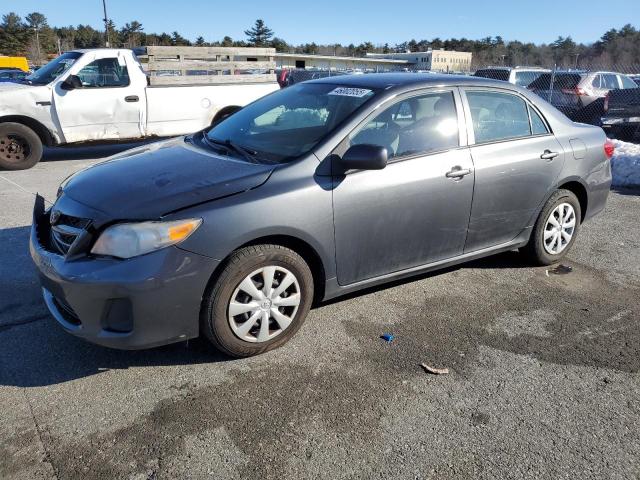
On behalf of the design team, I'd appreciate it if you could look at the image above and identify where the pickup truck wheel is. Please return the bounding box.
[521,189,581,266]
[201,244,314,358]
[0,123,43,170]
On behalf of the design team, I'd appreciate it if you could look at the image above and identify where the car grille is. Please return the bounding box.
[49,213,92,256]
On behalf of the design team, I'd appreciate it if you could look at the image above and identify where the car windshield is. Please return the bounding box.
[205,83,377,163]
[25,52,82,85]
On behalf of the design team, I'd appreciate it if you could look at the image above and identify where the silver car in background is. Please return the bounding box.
[474,66,550,87]
[31,74,613,357]
[528,70,639,123]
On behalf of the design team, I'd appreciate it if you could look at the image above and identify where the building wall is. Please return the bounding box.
[367,50,473,72]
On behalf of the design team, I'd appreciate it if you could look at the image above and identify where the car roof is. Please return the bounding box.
[306,72,517,91]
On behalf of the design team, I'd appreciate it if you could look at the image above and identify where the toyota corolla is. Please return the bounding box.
[30,74,612,357]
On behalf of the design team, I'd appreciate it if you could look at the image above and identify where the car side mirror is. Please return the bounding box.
[340,144,388,171]
[61,74,82,90]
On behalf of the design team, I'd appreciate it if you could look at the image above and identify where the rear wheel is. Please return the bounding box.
[521,189,581,265]
[201,244,314,357]
[0,122,43,170]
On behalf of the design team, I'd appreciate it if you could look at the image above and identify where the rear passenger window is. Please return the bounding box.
[591,75,602,88]
[466,91,531,143]
[350,91,459,158]
[601,74,619,90]
[529,106,548,135]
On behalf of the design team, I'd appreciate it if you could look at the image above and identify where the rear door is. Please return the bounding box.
[332,88,475,285]
[461,88,565,252]
[53,51,146,143]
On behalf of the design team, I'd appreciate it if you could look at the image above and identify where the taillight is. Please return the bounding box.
[604,93,609,112]
[604,139,615,159]
[562,87,587,96]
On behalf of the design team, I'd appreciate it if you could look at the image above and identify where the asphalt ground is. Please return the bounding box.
[1,146,639,479]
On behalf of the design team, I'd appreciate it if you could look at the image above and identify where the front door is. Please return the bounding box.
[461,88,565,252]
[332,89,475,285]
[53,52,145,143]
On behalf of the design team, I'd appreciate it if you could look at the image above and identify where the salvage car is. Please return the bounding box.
[0,48,279,170]
[31,74,613,357]
[528,70,638,124]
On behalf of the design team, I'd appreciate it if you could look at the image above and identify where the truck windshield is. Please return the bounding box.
[206,83,377,163]
[25,52,83,85]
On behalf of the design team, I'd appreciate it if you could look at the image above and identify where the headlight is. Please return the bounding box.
[91,218,202,259]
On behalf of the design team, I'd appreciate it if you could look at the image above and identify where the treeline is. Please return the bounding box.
[1,12,638,70]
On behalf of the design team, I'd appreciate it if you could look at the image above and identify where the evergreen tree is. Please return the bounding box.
[244,19,273,47]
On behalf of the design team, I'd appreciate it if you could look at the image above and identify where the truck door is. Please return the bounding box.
[53,51,146,143]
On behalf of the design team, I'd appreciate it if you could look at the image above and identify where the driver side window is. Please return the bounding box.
[76,58,130,88]
[349,91,459,159]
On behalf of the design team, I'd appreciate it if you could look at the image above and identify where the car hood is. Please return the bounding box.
[0,81,33,92]
[62,137,276,221]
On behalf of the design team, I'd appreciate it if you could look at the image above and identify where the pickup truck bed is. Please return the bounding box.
[602,88,640,142]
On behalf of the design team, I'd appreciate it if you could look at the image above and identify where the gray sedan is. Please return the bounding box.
[30,74,613,357]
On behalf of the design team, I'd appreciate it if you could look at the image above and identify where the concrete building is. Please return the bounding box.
[367,49,473,73]
[274,52,410,72]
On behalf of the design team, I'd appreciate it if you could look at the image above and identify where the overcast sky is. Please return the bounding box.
[4,0,640,45]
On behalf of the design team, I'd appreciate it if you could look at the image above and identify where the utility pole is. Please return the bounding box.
[573,53,579,69]
[102,0,110,47]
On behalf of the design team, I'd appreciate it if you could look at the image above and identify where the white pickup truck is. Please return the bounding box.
[0,48,280,170]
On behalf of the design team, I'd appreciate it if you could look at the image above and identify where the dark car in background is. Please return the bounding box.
[528,70,638,124]
[601,86,640,141]
[0,68,28,83]
[278,68,347,87]
[31,74,612,357]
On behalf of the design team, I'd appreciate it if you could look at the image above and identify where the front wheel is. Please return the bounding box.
[521,189,582,265]
[0,122,43,170]
[201,244,314,357]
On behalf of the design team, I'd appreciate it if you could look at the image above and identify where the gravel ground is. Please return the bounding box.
[1,147,639,480]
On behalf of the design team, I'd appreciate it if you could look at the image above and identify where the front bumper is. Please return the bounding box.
[30,196,219,349]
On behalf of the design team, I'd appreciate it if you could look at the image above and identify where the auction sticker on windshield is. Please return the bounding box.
[328,87,372,97]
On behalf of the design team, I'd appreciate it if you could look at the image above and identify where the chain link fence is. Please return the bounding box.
[277,62,640,142]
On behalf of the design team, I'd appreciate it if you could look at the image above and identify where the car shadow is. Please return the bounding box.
[611,187,640,196]
[0,225,231,388]
[319,249,533,307]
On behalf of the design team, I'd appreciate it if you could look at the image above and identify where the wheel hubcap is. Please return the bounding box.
[543,202,576,255]
[0,134,30,163]
[228,266,301,343]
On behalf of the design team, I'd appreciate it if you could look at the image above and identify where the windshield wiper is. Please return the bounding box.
[204,135,259,163]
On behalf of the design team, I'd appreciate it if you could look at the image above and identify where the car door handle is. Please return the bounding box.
[124,95,139,103]
[445,166,472,179]
[540,150,559,160]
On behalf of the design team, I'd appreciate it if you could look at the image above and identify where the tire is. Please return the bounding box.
[201,244,314,358]
[521,189,582,266]
[0,122,43,170]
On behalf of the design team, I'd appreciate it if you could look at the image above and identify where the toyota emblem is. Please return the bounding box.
[50,209,61,225]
